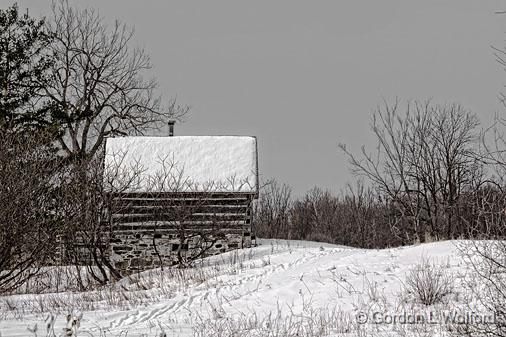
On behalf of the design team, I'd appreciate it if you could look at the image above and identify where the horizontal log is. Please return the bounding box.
[111,198,252,208]
[112,224,248,230]
[112,205,249,215]
[66,243,109,248]
[111,228,249,236]
[109,192,254,199]
[70,233,111,240]
[111,213,248,224]
[73,224,251,236]
[113,222,250,231]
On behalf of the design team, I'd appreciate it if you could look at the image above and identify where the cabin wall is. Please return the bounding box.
[106,192,255,273]
[109,226,252,271]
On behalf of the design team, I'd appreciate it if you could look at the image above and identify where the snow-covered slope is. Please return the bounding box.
[0,240,469,336]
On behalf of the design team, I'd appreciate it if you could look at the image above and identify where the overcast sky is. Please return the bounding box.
[8,0,506,195]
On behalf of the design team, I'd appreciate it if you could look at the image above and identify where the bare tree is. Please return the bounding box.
[42,1,188,161]
[340,100,481,242]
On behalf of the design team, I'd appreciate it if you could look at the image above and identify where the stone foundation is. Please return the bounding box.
[109,224,254,273]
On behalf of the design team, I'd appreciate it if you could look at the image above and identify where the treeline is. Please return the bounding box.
[254,182,399,248]
[255,101,506,248]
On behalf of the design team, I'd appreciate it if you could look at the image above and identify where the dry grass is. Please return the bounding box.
[0,249,262,318]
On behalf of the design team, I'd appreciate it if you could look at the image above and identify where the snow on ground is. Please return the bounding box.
[0,240,470,336]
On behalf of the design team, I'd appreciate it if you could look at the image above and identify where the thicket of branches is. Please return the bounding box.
[0,129,64,292]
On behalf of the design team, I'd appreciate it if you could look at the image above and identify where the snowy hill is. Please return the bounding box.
[0,240,473,336]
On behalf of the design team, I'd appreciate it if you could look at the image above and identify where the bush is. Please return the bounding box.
[461,241,506,336]
[0,129,64,293]
[405,258,454,306]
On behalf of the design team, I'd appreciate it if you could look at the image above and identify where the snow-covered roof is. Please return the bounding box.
[104,136,258,193]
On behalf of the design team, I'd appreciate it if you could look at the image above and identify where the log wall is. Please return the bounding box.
[106,192,256,273]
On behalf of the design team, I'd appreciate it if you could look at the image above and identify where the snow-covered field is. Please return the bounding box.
[0,240,479,336]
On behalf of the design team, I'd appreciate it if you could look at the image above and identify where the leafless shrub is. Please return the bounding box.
[56,153,125,287]
[0,129,64,293]
[458,241,506,337]
[404,258,454,306]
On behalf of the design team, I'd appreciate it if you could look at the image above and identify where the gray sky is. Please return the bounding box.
[9,0,506,195]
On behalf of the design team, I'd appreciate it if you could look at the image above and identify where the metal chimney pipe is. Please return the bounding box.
[168,120,175,136]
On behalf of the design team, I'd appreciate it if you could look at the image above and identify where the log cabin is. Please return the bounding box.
[101,133,259,273]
